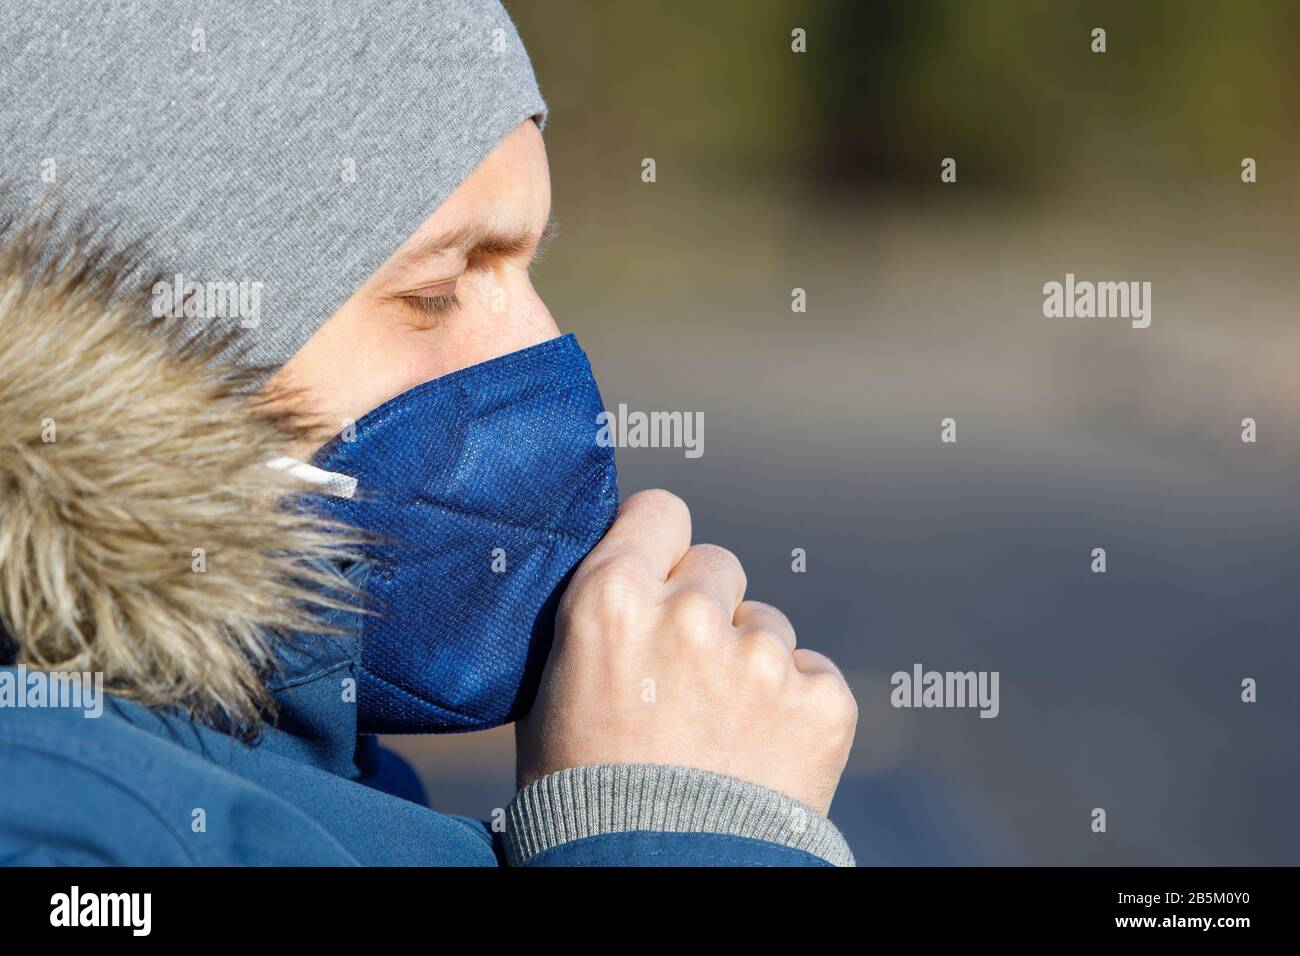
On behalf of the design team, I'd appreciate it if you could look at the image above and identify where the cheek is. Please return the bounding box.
[334,330,433,430]
[306,302,447,422]
[276,270,563,449]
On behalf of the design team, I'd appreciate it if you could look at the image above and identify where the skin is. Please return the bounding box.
[269,120,857,814]
[270,120,560,452]
[519,489,857,814]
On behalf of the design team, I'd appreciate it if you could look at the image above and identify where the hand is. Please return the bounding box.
[517,490,856,815]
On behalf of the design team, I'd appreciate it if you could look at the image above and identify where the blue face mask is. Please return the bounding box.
[310,334,618,734]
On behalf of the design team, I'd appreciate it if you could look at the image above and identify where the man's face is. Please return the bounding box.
[269,119,559,454]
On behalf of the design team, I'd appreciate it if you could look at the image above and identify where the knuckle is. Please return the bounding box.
[744,601,794,643]
[630,488,690,533]
[564,557,651,634]
[689,543,746,588]
[664,588,725,645]
[740,637,792,686]
[806,673,859,734]
[766,602,793,630]
[688,542,735,565]
[749,627,789,654]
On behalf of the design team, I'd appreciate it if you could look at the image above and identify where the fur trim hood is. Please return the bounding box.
[0,219,355,735]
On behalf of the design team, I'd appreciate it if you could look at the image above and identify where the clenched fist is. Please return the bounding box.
[518,490,857,815]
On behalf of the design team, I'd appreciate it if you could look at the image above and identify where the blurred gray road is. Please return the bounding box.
[388,200,1300,864]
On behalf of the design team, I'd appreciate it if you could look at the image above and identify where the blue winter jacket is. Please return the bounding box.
[0,583,841,867]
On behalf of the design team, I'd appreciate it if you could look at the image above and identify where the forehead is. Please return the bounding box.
[406,121,550,249]
[366,121,550,285]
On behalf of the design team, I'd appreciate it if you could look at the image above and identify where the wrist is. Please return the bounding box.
[505,762,855,867]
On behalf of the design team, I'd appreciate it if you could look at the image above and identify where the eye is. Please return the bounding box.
[396,277,461,324]
[401,290,461,317]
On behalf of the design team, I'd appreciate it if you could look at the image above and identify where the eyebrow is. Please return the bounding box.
[389,216,557,271]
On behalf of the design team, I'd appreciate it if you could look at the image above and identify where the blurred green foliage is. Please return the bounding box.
[510,0,1300,195]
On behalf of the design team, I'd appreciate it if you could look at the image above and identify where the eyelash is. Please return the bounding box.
[402,290,460,318]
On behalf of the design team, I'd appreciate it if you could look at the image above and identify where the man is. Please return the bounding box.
[0,0,855,865]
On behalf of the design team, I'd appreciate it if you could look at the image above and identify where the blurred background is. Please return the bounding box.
[386,0,1300,864]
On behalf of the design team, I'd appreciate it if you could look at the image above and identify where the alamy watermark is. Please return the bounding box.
[0,665,104,718]
[151,273,263,328]
[890,663,999,718]
[50,886,150,936]
[596,404,703,459]
[1042,273,1151,329]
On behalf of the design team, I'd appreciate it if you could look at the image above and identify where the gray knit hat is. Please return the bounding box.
[0,0,546,370]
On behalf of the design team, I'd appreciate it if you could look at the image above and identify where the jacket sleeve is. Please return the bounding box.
[503,764,855,867]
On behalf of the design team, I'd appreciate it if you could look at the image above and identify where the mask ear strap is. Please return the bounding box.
[266,457,358,499]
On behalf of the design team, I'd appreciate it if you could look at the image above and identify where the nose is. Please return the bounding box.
[467,269,561,362]
[520,289,561,345]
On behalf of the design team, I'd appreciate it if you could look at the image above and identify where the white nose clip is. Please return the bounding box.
[266,457,358,499]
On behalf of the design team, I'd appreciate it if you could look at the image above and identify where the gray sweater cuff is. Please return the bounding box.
[504,764,855,867]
